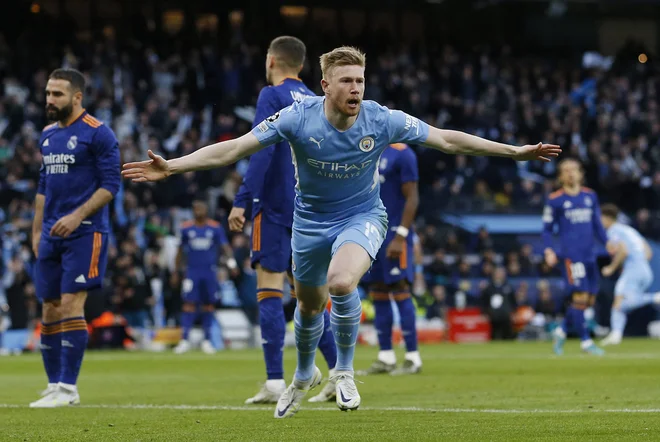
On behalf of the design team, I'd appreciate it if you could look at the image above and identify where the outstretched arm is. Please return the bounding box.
[122,133,264,182]
[423,127,561,162]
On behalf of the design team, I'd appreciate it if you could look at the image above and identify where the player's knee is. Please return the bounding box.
[203,304,215,312]
[296,299,327,316]
[42,300,62,322]
[327,271,356,296]
[60,292,87,318]
[182,303,196,313]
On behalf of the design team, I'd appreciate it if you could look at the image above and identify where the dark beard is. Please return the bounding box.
[46,102,74,123]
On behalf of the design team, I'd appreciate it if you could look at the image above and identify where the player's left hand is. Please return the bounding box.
[50,212,83,238]
[514,143,562,162]
[386,235,406,259]
[601,265,616,278]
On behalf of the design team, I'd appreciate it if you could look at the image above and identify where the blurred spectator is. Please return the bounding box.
[480,267,516,340]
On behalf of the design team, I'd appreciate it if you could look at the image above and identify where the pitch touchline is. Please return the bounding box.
[1,404,659,413]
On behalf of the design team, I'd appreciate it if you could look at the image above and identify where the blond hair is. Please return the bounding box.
[319,46,366,78]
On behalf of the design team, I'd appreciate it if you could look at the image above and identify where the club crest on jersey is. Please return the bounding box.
[584,197,592,207]
[359,136,375,152]
[67,135,78,150]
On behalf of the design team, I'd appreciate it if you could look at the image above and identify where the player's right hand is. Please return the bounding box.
[544,248,558,267]
[122,150,171,182]
[228,207,246,232]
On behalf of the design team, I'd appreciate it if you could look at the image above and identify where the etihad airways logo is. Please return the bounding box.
[307,159,373,179]
[43,152,76,174]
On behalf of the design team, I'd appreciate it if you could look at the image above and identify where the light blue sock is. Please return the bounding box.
[610,309,627,334]
[330,289,362,372]
[293,308,324,382]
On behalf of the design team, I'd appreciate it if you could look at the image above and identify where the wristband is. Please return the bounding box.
[395,226,409,238]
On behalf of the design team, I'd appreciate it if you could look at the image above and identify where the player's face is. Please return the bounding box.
[601,215,614,229]
[45,79,76,122]
[192,201,208,219]
[559,161,582,187]
[322,65,365,117]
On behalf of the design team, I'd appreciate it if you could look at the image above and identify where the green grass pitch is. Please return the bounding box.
[2,340,659,441]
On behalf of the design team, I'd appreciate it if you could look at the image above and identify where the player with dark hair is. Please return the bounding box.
[228,36,338,404]
[30,68,120,407]
[542,158,607,355]
[174,198,238,354]
[123,46,560,418]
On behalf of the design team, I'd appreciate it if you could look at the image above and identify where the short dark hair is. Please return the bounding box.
[268,36,306,69]
[601,203,619,220]
[49,68,86,92]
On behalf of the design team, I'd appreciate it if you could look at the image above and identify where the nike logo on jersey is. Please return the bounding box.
[309,137,324,149]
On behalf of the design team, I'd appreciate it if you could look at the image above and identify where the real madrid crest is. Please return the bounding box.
[359,136,375,152]
[67,135,78,150]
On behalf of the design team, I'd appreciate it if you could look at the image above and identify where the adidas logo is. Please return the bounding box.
[75,274,86,283]
[563,201,572,209]
[42,139,49,147]
[62,340,74,348]
[390,267,401,276]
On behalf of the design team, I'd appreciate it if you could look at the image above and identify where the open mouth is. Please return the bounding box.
[347,98,360,109]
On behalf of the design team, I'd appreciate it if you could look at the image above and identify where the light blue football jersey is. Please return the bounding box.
[607,222,649,269]
[251,97,430,220]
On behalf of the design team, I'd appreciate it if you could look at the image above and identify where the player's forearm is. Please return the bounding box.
[609,248,627,271]
[424,128,517,158]
[168,136,262,175]
[32,194,45,235]
[400,193,419,231]
[74,188,113,220]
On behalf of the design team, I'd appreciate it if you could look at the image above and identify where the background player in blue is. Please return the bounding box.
[173,198,237,355]
[122,46,560,418]
[31,69,120,408]
[599,204,660,346]
[228,36,338,405]
[542,158,607,356]
[359,143,422,376]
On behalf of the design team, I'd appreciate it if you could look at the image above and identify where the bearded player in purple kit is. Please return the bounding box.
[123,46,560,418]
[31,68,120,408]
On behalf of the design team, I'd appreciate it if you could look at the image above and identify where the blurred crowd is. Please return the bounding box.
[1,11,659,335]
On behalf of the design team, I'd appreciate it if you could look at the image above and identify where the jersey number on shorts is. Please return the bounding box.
[364,221,381,255]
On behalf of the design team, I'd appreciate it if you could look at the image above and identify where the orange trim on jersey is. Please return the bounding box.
[43,123,58,131]
[581,186,595,194]
[392,292,412,301]
[564,259,574,285]
[290,289,296,299]
[399,245,408,270]
[257,290,283,302]
[88,232,102,279]
[253,213,262,252]
[549,189,565,200]
[277,77,302,85]
[206,220,220,227]
[82,115,103,128]
[369,291,391,302]
[180,221,194,229]
[60,109,87,128]
[390,143,407,151]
